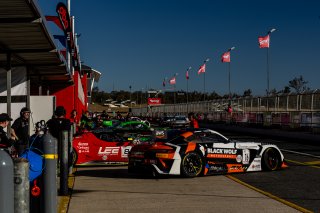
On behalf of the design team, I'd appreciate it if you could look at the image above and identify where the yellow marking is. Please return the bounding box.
[226,175,313,213]
[43,154,58,159]
[286,159,320,169]
[58,168,77,213]
[304,161,320,165]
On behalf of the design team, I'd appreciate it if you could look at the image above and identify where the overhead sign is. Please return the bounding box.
[148,98,161,105]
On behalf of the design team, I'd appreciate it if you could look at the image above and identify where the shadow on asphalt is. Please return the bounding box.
[74,167,174,179]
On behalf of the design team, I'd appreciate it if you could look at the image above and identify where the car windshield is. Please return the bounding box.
[175,116,187,121]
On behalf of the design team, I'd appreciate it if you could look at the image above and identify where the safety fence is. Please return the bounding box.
[132,92,320,129]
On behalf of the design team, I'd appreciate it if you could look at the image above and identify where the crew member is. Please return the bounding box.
[11,107,31,156]
[0,113,15,153]
[47,106,71,139]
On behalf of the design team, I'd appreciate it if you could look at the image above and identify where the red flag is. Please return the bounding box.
[258,35,270,48]
[221,51,230,63]
[45,16,63,30]
[186,70,189,80]
[169,77,176,85]
[197,64,206,75]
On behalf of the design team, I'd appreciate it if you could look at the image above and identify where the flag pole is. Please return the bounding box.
[186,67,191,113]
[266,28,276,112]
[228,62,231,100]
[203,58,209,101]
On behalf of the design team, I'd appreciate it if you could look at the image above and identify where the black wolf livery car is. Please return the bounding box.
[128,129,287,177]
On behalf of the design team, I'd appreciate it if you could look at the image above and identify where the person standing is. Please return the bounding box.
[11,107,31,156]
[0,113,16,155]
[0,113,13,147]
[46,106,71,139]
[188,112,199,129]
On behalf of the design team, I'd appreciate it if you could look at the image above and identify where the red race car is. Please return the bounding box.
[72,128,152,165]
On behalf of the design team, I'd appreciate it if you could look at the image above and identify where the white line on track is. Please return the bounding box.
[280,149,320,159]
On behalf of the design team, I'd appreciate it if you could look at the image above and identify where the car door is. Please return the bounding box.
[94,132,129,162]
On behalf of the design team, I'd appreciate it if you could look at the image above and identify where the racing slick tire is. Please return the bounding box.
[262,148,282,171]
[181,152,204,178]
[71,148,78,166]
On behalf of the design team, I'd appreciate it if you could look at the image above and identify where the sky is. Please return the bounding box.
[39,0,320,96]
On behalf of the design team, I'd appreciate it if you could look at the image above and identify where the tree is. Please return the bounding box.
[282,86,291,94]
[288,75,309,93]
[243,89,252,97]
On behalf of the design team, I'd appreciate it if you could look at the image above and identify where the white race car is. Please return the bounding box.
[129,129,287,177]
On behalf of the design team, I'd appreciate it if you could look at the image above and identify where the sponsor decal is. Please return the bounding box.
[242,149,250,164]
[144,159,157,164]
[102,155,108,160]
[98,147,119,155]
[77,142,89,153]
[207,154,236,159]
[236,155,243,163]
[208,165,226,173]
[207,148,237,155]
[78,142,88,146]
[155,130,166,139]
[148,98,161,105]
[227,164,244,173]
[251,164,261,170]
[121,146,132,158]
[156,153,170,158]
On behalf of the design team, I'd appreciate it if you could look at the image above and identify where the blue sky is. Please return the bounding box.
[39,0,320,96]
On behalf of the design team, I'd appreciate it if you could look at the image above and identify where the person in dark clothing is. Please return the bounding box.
[0,113,14,148]
[11,107,31,156]
[46,106,71,139]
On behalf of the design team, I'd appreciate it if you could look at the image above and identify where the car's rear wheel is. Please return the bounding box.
[262,148,282,171]
[181,152,203,178]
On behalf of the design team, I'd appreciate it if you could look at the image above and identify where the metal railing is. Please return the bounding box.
[132,92,320,129]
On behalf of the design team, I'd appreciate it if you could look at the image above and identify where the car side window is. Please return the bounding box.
[201,133,229,143]
[100,133,122,142]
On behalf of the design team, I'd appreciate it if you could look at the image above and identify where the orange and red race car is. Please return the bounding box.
[128,129,287,177]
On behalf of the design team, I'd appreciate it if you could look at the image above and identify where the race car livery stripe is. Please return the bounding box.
[185,142,196,154]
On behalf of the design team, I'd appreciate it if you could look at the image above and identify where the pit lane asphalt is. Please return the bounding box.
[60,123,320,212]
[65,166,300,213]
[201,123,320,212]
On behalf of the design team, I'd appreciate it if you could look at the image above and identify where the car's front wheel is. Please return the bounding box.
[71,148,78,166]
[262,148,282,171]
[181,152,203,178]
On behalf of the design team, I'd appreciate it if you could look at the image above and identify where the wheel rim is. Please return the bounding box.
[266,149,279,170]
[72,149,78,166]
[182,153,203,176]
